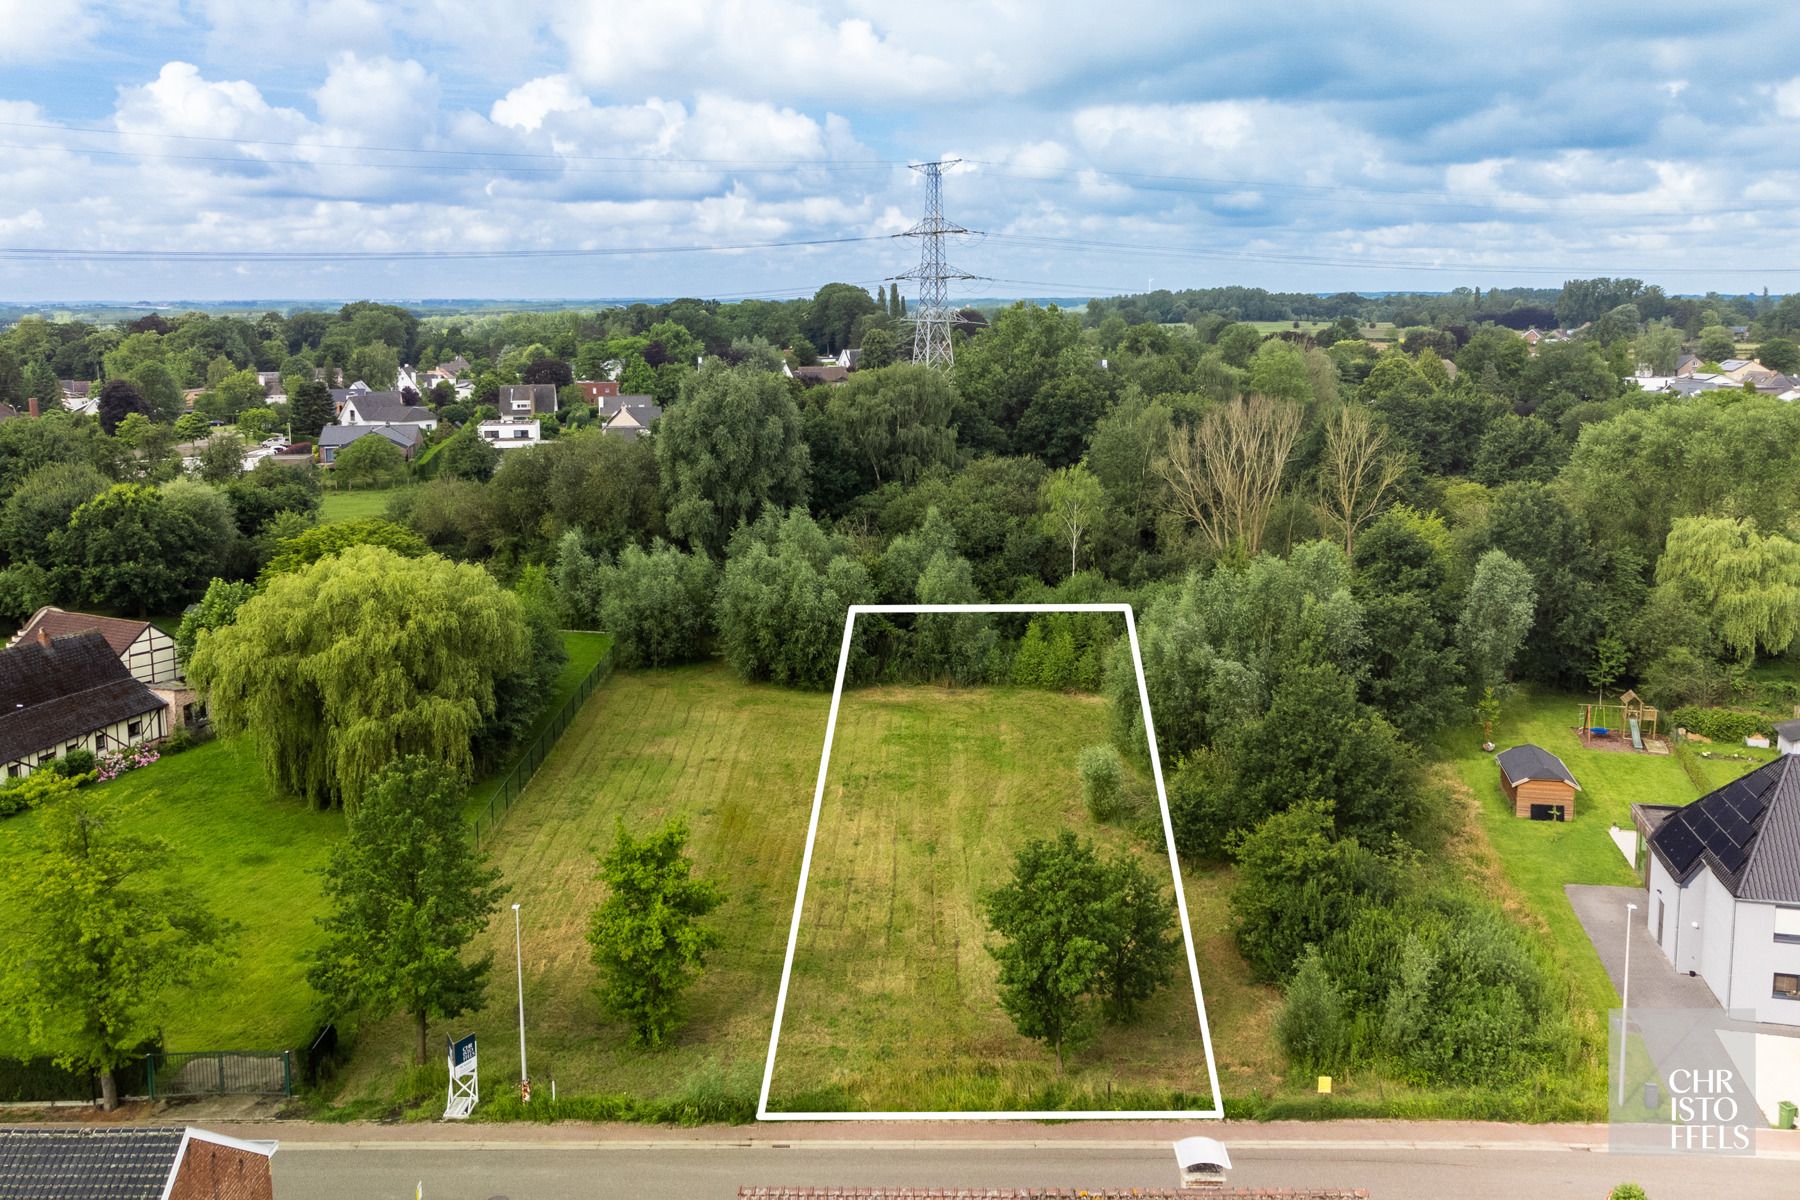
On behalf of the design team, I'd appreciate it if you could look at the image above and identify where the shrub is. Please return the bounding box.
[48,749,96,778]
[1077,745,1127,821]
[95,744,159,781]
[1278,947,1348,1076]
[160,726,200,754]
[1608,1186,1649,1200]
[1670,705,1770,744]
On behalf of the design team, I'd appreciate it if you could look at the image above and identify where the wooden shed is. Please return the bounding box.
[1496,744,1580,821]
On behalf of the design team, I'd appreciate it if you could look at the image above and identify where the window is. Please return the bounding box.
[6,764,19,778]
[1776,973,1800,1000]
[127,719,143,738]
[1777,907,1800,944]
[65,742,79,755]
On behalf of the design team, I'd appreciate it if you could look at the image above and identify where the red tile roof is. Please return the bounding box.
[13,607,151,657]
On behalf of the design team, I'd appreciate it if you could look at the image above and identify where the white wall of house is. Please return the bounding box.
[123,626,183,686]
[1778,732,1800,755]
[479,418,541,448]
[1,705,168,780]
[1649,854,1800,1025]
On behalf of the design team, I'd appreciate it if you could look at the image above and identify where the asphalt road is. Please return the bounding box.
[270,1139,1800,1200]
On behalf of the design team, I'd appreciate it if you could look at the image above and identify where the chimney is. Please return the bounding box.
[27,396,39,418]
[35,625,51,647]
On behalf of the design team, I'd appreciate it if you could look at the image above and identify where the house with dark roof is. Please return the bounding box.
[499,383,559,416]
[337,391,438,430]
[600,396,662,441]
[317,422,424,465]
[1496,743,1580,821]
[9,606,182,686]
[0,629,171,780]
[1641,754,1800,1024]
[786,362,849,386]
[0,1125,276,1200]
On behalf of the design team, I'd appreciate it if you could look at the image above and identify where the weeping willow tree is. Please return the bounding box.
[188,544,528,809]
[1656,516,1800,661]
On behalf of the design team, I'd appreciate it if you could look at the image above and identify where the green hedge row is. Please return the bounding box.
[1670,706,1773,744]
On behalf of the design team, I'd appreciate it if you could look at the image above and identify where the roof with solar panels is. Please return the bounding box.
[1647,755,1800,902]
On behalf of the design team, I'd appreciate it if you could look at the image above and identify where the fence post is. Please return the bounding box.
[282,1050,293,1097]
[218,1053,227,1094]
[146,1055,156,1101]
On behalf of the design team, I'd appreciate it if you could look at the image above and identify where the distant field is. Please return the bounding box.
[1245,318,1399,342]
[766,683,1236,1113]
[329,665,1279,1113]
[319,484,413,523]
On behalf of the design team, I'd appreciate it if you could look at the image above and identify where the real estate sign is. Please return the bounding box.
[445,1034,478,1120]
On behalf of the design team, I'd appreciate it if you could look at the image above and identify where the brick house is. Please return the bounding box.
[0,1126,278,1199]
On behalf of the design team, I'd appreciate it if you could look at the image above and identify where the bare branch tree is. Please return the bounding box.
[1315,405,1405,556]
[1155,394,1302,557]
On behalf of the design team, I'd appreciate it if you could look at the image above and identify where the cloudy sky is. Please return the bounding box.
[2,1,1799,303]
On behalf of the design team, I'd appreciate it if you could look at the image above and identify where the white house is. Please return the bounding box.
[1642,755,1800,1025]
[498,383,558,416]
[0,629,172,779]
[338,392,438,431]
[478,416,541,449]
[1776,718,1800,756]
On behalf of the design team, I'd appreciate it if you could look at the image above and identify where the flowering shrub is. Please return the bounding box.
[95,743,160,782]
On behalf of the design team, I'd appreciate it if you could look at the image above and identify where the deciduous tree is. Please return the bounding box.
[1039,463,1104,578]
[1314,406,1403,555]
[1157,394,1302,557]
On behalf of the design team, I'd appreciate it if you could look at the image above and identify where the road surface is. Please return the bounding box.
[262,1130,1800,1199]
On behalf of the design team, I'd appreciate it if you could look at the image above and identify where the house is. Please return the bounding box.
[569,380,619,404]
[478,416,542,449]
[9,606,182,686]
[436,354,471,377]
[0,630,171,779]
[599,396,661,441]
[1718,359,1772,383]
[1775,718,1800,756]
[59,379,91,403]
[312,366,343,387]
[1495,743,1579,820]
[1523,328,1543,348]
[789,363,849,385]
[1675,353,1701,376]
[1641,754,1800,1024]
[395,363,420,394]
[0,402,19,423]
[498,383,559,416]
[1755,373,1797,396]
[337,392,438,430]
[834,347,862,370]
[0,1126,277,1200]
[317,422,424,465]
[256,371,287,403]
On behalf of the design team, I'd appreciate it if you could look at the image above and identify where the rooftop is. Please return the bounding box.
[1495,743,1579,789]
[0,630,167,764]
[1648,754,1800,902]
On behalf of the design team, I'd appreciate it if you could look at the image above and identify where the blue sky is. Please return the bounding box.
[2,1,1799,303]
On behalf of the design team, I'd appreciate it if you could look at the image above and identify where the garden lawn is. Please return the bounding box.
[328,665,1280,1114]
[1440,687,1777,1018]
[0,735,341,1056]
[319,484,413,523]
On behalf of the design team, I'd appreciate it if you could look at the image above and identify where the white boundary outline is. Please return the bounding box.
[756,602,1224,1121]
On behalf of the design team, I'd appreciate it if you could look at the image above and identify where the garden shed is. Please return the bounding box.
[1496,743,1580,821]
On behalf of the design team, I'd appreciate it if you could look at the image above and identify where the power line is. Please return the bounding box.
[896,160,979,369]
[0,234,894,263]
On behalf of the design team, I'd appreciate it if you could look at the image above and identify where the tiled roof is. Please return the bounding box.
[0,1125,183,1199]
[342,394,434,424]
[0,632,166,764]
[793,364,849,384]
[1649,754,1800,902]
[1495,743,1579,789]
[11,607,149,657]
[318,423,423,451]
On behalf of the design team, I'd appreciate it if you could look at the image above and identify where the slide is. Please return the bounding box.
[1630,717,1644,750]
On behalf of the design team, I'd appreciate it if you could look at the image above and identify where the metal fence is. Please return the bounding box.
[146,1050,293,1099]
[472,644,614,846]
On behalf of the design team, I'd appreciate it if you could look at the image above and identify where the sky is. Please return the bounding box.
[2,1,1800,304]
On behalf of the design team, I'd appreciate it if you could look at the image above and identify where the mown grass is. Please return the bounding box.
[325,664,1281,1115]
[318,484,413,523]
[0,735,341,1056]
[462,631,614,825]
[766,682,1263,1112]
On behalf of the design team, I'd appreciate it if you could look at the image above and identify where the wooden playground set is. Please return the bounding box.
[1575,689,1669,755]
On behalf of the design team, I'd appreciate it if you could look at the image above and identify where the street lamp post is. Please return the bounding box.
[1619,901,1638,1105]
[513,902,528,1102]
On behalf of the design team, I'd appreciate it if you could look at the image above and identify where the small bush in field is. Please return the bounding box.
[1078,744,1127,821]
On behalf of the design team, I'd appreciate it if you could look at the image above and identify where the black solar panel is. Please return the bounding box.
[1649,758,1787,890]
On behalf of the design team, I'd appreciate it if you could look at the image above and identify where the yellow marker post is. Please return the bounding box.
[1317,1075,1332,1095]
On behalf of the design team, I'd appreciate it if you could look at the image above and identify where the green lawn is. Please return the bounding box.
[767,683,1255,1112]
[1439,688,1777,1021]
[464,631,614,825]
[329,665,1280,1113]
[318,484,414,523]
[0,736,342,1056]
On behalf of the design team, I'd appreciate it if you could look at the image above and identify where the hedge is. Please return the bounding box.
[1670,706,1772,744]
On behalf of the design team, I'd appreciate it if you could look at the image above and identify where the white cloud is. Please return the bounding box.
[0,0,99,62]
[114,63,313,146]
[1775,77,1800,121]
[491,75,592,133]
[314,53,440,146]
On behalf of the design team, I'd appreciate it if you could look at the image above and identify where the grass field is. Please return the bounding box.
[464,631,614,825]
[1439,688,1777,1020]
[0,735,341,1056]
[765,684,1241,1113]
[328,665,1280,1115]
[318,484,413,523]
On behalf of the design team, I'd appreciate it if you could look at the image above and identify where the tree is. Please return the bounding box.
[1278,947,1349,1075]
[198,370,265,424]
[307,757,505,1065]
[521,356,573,387]
[858,327,897,369]
[174,577,255,662]
[823,365,957,491]
[559,536,717,668]
[331,432,407,489]
[3,782,233,1109]
[96,379,149,435]
[803,283,881,354]
[1095,852,1180,1023]
[51,483,219,614]
[1757,338,1800,375]
[1457,549,1538,697]
[714,509,872,687]
[1314,406,1403,555]
[1697,325,1737,363]
[656,364,809,556]
[982,831,1112,1067]
[587,819,725,1048]
[196,430,248,485]
[289,380,335,439]
[1636,322,1684,374]
[1,461,109,567]
[435,428,500,483]
[262,516,426,576]
[1656,516,1800,661]
[1157,395,1302,557]
[188,545,528,808]
[1038,463,1104,578]
[346,341,399,390]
